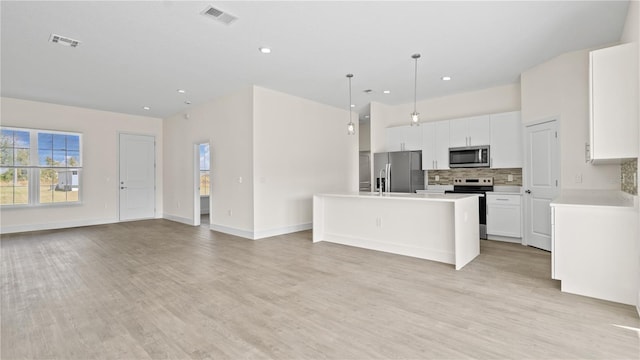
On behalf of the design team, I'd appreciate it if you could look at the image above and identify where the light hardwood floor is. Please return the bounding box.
[2,219,639,359]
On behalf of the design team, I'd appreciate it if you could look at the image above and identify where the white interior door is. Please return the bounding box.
[119,134,156,221]
[524,120,559,251]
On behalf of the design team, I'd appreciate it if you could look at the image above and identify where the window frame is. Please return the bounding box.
[0,126,83,208]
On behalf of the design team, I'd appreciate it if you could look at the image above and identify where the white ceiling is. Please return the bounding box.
[0,1,630,119]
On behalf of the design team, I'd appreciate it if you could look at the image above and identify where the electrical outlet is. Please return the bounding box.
[228,209,232,216]
[507,174,513,182]
[435,175,440,181]
[238,176,243,184]
[574,174,582,183]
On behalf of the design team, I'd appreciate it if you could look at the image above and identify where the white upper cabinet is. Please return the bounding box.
[385,125,422,152]
[422,121,450,170]
[589,43,639,162]
[449,115,491,147]
[490,111,522,168]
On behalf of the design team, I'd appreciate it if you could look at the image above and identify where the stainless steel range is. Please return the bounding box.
[445,177,494,239]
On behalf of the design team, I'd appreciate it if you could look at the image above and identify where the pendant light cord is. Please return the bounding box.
[349,76,353,123]
[413,55,419,114]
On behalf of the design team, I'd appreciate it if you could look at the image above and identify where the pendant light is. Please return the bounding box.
[346,73,356,135]
[410,53,421,126]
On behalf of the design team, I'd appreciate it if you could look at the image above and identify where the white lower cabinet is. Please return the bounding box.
[486,194,522,241]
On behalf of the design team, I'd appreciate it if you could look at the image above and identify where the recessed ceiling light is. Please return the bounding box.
[143,106,150,111]
[177,89,186,94]
[350,104,355,108]
[383,90,391,94]
[441,76,452,81]
[258,47,271,54]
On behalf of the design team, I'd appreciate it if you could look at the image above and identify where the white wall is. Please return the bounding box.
[359,121,371,152]
[620,0,639,315]
[370,84,521,154]
[163,87,254,234]
[521,49,620,190]
[390,83,521,125]
[162,85,358,240]
[369,101,396,153]
[252,86,358,238]
[0,97,163,233]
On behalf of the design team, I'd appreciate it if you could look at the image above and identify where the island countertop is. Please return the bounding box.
[316,192,479,202]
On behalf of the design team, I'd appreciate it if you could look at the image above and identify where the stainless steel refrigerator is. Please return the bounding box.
[373,151,424,193]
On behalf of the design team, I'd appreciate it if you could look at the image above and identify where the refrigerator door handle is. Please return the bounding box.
[386,163,391,193]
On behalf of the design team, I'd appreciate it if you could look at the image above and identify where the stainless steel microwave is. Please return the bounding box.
[449,145,490,168]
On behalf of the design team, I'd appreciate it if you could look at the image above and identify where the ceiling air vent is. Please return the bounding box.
[201,5,237,25]
[49,34,81,47]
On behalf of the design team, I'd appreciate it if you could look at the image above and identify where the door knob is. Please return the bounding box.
[525,189,531,194]
[121,186,127,190]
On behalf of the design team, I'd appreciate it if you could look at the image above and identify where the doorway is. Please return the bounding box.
[119,133,156,221]
[523,119,559,251]
[194,142,211,227]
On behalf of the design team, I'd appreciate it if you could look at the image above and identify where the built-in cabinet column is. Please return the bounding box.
[490,111,523,168]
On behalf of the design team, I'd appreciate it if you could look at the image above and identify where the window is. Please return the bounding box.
[0,127,82,206]
[199,143,210,196]
[0,129,30,205]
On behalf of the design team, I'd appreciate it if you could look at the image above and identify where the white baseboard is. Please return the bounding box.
[210,224,255,239]
[0,218,117,235]
[486,234,522,244]
[162,213,193,226]
[320,232,455,265]
[253,223,312,239]
[210,222,312,240]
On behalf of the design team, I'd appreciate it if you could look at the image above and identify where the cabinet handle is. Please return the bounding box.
[432,160,435,169]
[496,198,509,201]
[585,142,590,163]
[435,160,438,169]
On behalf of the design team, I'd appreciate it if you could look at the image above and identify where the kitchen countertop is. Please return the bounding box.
[491,186,522,195]
[550,189,638,209]
[423,185,454,191]
[419,185,522,195]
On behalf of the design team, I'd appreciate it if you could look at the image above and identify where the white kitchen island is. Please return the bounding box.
[313,192,480,270]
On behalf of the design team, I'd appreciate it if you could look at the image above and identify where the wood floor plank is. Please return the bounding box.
[2,219,639,359]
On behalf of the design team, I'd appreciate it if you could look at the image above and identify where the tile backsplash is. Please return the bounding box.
[427,168,523,186]
[621,159,637,195]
